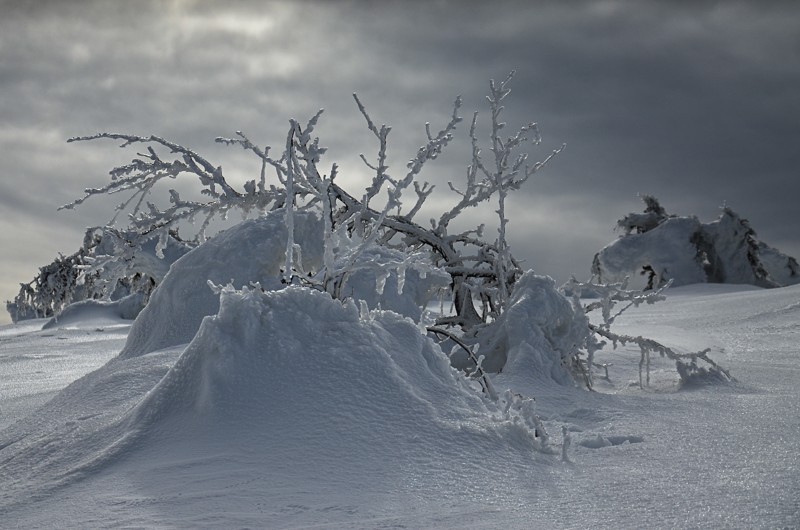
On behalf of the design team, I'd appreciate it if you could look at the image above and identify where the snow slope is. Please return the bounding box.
[0,314,128,433]
[1,283,798,528]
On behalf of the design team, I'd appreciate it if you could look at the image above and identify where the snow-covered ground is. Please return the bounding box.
[0,283,798,528]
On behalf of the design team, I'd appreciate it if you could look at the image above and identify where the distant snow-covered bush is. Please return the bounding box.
[7,227,192,323]
[593,196,800,290]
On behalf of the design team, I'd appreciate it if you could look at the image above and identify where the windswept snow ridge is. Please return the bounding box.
[0,284,552,526]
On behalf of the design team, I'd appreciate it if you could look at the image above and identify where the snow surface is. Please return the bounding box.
[1,283,798,528]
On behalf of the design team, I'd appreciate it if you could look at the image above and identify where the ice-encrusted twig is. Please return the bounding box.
[563,276,732,388]
[590,323,734,388]
[427,326,497,400]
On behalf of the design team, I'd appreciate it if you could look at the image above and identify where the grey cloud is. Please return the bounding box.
[1,0,799,324]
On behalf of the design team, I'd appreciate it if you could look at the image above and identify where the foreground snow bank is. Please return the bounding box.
[127,284,523,445]
[0,285,550,522]
[3,284,799,527]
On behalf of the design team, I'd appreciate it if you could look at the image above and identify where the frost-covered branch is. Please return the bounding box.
[63,133,291,244]
[428,326,497,399]
[6,226,192,322]
[590,323,733,388]
[52,73,562,334]
[430,72,565,319]
[563,277,732,388]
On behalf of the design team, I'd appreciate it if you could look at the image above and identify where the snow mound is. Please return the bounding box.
[125,285,536,456]
[42,292,146,329]
[594,199,800,289]
[485,273,589,386]
[700,210,776,287]
[119,211,324,359]
[1,285,547,517]
[593,216,707,288]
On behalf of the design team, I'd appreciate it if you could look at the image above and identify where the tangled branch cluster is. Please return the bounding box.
[60,72,562,332]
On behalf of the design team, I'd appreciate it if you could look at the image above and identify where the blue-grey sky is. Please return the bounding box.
[2,0,799,324]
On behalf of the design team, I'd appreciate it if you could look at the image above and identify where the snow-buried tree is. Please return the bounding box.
[593,195,800,290]
[18,74,732,408]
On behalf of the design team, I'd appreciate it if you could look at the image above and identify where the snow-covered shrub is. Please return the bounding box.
[563,276,733,388]
[57,72,563,333]
[593,196,800,289]
[479,273,591,384]
[82,226,194,296]
[6,227,192,322]
[699,207,781,287]
[7,248,87,322]
[24,73,730,411]
[757,241,800,286]
[616,194,673,235]
[593,215,707,290]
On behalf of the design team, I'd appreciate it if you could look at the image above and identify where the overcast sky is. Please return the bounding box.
[2,0,799,324]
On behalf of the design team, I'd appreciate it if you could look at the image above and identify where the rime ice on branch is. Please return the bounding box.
[58,72,563,331]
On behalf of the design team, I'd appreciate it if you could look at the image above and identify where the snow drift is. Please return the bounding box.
[0,284,551,520]
[119,211,325,358]
[125,284,539,458]
[42,292,146,329]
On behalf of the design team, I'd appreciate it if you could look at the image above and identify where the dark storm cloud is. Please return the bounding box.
[1,0,799,323]
[296,0,800,275]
